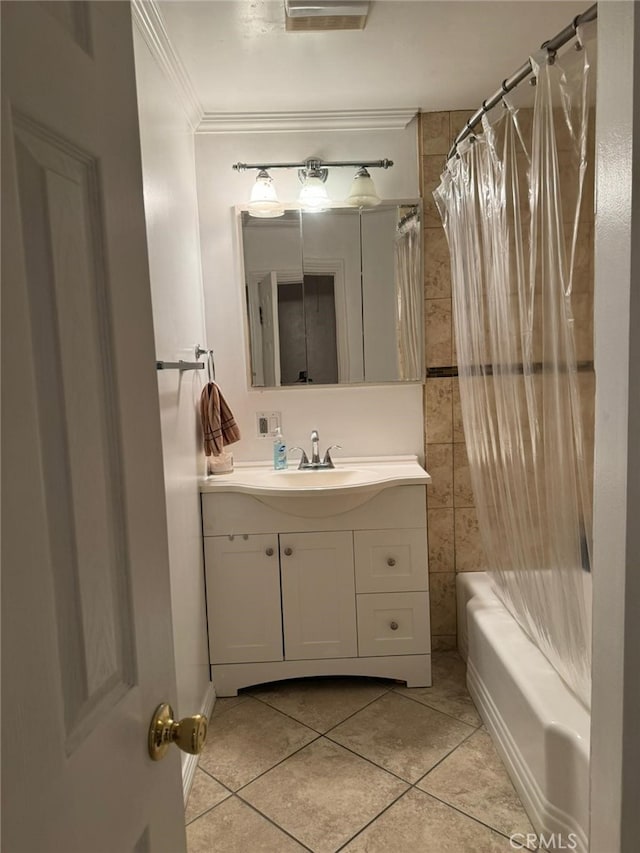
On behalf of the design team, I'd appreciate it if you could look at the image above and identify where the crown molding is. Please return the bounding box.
[196,108,418,134]
[131,0,203,130]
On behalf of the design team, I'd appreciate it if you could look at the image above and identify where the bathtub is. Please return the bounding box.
[457,573,590,852]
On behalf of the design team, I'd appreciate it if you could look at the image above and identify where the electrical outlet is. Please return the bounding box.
[256,411,281,437]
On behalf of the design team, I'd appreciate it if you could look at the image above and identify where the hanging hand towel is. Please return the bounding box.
[200,382,241,457]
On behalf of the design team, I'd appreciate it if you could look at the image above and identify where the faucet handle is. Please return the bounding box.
[322,445,342,468]
[310,429,319,442]
[289,447,309,468]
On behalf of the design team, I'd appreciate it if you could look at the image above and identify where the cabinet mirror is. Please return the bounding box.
[240,202,423,387]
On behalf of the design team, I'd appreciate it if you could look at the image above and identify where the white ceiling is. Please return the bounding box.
[158,0,590,114]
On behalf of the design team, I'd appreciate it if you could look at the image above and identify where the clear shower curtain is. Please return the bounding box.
[394,209,422,380]
[434,32,594,707]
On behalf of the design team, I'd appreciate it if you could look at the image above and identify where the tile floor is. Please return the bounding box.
[186,652,535,852]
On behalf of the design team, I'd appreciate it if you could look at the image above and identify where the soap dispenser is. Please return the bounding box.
[272,427,287,470]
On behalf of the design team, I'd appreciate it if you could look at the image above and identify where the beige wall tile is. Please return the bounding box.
[428,508,455,573]
[425,298,452,368]
[571,220,594,294]
[426,443,453,509]
[431,635,457,652]
[449,110,475,147]
[422,155,446,227]
[424,226,451,299]
[425,378,453,444]
[573,291,594,362]
[453,442,475,508]
[556,149,594,224]
[421,111,451,156]
[452,378,465,442]
[455,508,486,572]
[429,572,457,635]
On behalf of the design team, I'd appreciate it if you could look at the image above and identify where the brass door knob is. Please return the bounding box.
[148,703,208,761]
[387,557,396,567]
[390,621,399,631]
[284,547,293,556]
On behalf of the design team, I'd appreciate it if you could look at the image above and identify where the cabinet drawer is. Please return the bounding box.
[357,592,430,657]
[354,529,428,593]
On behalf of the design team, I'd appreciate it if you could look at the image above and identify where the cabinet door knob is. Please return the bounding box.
[265,547,274,556]
[387,557,396,567]
[390,621,399,631]
[284,547,293,556]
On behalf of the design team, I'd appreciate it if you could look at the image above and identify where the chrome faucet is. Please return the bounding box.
[290,430,342,470]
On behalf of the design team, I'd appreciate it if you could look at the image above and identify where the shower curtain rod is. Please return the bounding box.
[446,3,597,162]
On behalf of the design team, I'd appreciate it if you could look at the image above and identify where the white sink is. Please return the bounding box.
[200,456,431,517]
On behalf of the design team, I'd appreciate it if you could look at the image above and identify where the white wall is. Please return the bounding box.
[590,3,640,851]
[194,123,424,462]
[133,31,210,726]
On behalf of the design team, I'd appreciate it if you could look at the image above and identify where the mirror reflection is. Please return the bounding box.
[241,202,423,387]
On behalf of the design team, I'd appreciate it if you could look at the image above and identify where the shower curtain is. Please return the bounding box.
[394,208,422,380]
[434,30,594,707]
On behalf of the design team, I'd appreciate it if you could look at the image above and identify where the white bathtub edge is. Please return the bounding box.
[457,572,590,853]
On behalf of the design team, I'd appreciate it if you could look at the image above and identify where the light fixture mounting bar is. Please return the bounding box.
[233,158,393,172]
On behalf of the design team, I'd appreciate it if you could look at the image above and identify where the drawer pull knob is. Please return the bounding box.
[390,621,399,631]
[284,547,293,556]
[387,557,396,567]
[265,547,274,556]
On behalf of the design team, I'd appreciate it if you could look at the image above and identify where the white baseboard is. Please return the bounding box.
[182,683,216,803]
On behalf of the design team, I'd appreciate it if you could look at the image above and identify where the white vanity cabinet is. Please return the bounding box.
[201,484,432,696]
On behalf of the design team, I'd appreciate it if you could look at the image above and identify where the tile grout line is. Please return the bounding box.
[248,682,395,738]
[334,786,415,852]
[231,793,316,852]
[389,685,483,728]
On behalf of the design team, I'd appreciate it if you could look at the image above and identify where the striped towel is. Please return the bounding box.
[200,382,241,457]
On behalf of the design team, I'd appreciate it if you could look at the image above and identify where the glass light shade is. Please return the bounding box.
[248,171,284,218]
[298,175,330,211]
[346,168,381,207]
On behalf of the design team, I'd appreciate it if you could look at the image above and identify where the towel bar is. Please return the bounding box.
[156,360,205,371]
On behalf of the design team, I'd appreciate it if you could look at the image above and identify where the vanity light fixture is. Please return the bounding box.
[247,169,284,218]
[233,158,393,215]
[297,159,330,211]
[345,166,381,207]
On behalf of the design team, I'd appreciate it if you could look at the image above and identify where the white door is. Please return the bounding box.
[2,3,186,852]
[258,271,281,386]
[280,532,357,660]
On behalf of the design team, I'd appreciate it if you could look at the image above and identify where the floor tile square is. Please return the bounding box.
[342,788,515,852]
[198,697,317,790]
[210,695,250,719]
[394,650,482,726]
[417,727,535,839]
[240,737,408,853]
[187,795,306,852]
[328,691,474,782]
[185,769,230,824]
[248,676,390,732]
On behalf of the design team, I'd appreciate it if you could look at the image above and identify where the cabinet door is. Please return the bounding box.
[280,531,357,660]
[205,535,282,664]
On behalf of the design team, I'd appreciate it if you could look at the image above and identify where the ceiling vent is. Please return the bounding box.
[284,0,370,31]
